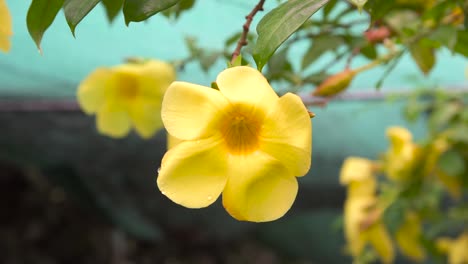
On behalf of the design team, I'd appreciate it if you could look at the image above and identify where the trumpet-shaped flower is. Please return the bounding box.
[340,157,394,263]
[0,0,12,52]
[77,60,175,139]
[437,232,468,264]
[157,66,312,222]
[395,212,425,262]
[384,126,421,182]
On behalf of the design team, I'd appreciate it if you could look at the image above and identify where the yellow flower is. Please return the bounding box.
[395,212,425,262]
[0,0,13,52]
[384,126,421,182]
[157,66,312,222]
[77,60,176,139]
[340,157,394,263]
[437,232,468,264]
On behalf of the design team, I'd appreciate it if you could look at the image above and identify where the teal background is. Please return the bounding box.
[0,1,467,263]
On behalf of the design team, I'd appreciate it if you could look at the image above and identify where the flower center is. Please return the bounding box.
[221,105,263,155]
[116,72,139,99]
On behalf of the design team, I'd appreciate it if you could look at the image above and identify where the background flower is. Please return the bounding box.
[77,59,175,139]
[0,0,12,52]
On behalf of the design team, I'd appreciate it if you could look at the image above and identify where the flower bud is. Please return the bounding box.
[313,69,356,97]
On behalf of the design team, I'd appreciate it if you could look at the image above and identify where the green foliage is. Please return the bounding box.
[26,0,64,51]
[252,0,330,71]
[123,0,181,25]
[101,0,124,23]
[63,0,101,35]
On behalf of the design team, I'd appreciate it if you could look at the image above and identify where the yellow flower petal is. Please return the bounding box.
[96,102,132,138]
[259,93,312,176]
[340,157,375,185]
[138,60,176,96]
[395,212,425,262]
[448,232,468,264]
[216,66,278,113]
[167,133,183,150]
[77,68,113,114]
[367,222,395,264]
[0,0,13,52]
[222,153,298,222]
[128,97,163,138]
[344,197,375,257]
[161,81,230,140]
[347,177,377,198]
[157,134,228,208]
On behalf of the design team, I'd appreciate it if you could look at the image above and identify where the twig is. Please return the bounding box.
[231,0,266,64]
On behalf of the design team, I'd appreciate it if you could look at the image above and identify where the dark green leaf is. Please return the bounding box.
[301,35,342,69]
[360,43,377,60]
[123,0,180,25]
[253,0,330,71]
[429,102,460,132]
[438,150,466,177]
[266,48,292,81]
[27,0,65,51]
[63,0,101,35]
[101,0,124,23]
[454,30,468,57]
[409,40,436,75]
[364,0,395,22]
[323,0,337,17]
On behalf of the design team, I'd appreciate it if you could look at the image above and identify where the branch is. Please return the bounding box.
[231,0,266,64]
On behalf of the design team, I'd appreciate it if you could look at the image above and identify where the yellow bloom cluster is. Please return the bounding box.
[0,0,12,52]
[157,66,312,222]
[77,59,176,139]
[340,157,394,263]
[437,232,468,264]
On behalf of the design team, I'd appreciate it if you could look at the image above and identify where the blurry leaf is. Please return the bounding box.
[438,150,466,177]
[101,0,124,22]
[403,100,429,123]
[301,35,342,69]
[429,102,460,132]
[184,36,201,56]
[454,30,468,57]
[429,25,458,50]
[364,0,395,22]
[375,51,404,89]
[199,53,219,72]
[27,0,65,51]
[225,32,242,47]
[409,40,435,75]
[385,10,419,36]
[123,0,180,25]
[266,48,293,81]
[63,0,101,35]
[349,0,368,12]
[447,124,468,143]
[323,0,337,17]
[253,0,330,71]
[171,0,195,18]
[360,43,377,60]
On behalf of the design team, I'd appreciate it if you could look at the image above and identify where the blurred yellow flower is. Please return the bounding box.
[384,126,421,182]
[395,212,425,262]
[77,59,176,139]
[340,157,394,263]
[0,0,13,52]
[157,66,312,222]
[437,232,468,264]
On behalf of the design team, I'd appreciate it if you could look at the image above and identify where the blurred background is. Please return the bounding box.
[0,0,467,263]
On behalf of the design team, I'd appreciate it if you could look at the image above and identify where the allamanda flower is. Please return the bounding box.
[0,0,12,52]
[384,126,421,182]
[157,66,312,222]
[340,157,394,263]
[437,232,468,264]
[77,59,175,139]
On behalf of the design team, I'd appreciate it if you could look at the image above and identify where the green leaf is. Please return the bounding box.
[266,48,293,81]
[63,0,101,35]
[454,30,468,57]
[438,150,466,177]
[429,25,458,51]
[123,0,180,25]
[301,35,342,69]
[360,43,377,60]
[163,0,195,19]
[27,0,65,51]
[253,0,330,71]
[323,0,337,17]
[101,0,124,23]
[409,40,436,75]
